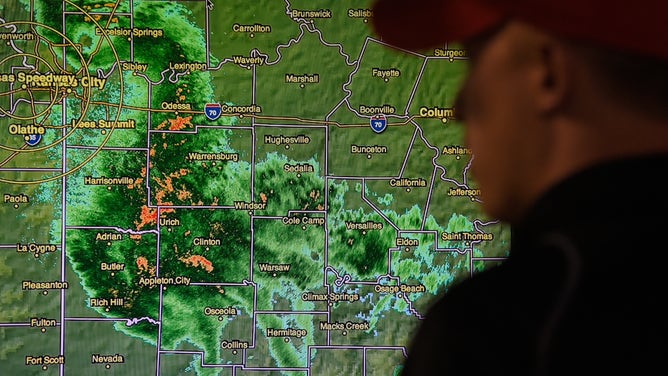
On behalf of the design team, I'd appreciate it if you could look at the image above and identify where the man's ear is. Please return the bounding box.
[529,38,572,115]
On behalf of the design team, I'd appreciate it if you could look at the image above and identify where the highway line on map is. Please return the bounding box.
[60,58,68,376]
[308,344,409,358]
[65,225,158,235]
[254,310,329,315]
[66,145,149,152]
[421,166,439,231]
[0,168,61,171]
[65,317,138,322]
[156,284,164,376]
[397,127,419,178]
[204,0,210,67]
[0,145,28,168]
[0,322,33,327]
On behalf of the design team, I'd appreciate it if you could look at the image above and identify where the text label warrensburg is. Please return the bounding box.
[187,152,239,163]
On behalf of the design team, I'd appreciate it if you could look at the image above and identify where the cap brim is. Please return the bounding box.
[371,0,505,50]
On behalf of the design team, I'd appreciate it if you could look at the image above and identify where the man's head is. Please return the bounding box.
[372,0,668,222]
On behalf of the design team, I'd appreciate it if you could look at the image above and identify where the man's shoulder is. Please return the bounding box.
[401,262,551,374]
[436,247,561,310]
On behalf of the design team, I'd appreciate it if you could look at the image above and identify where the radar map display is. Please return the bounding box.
[0,1,510,375]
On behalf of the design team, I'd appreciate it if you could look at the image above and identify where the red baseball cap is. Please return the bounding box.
[371,0,668,60]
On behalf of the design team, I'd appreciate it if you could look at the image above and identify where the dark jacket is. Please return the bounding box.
[401,154,668,375]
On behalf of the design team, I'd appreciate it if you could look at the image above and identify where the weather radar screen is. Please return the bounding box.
[0,1,510,375]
